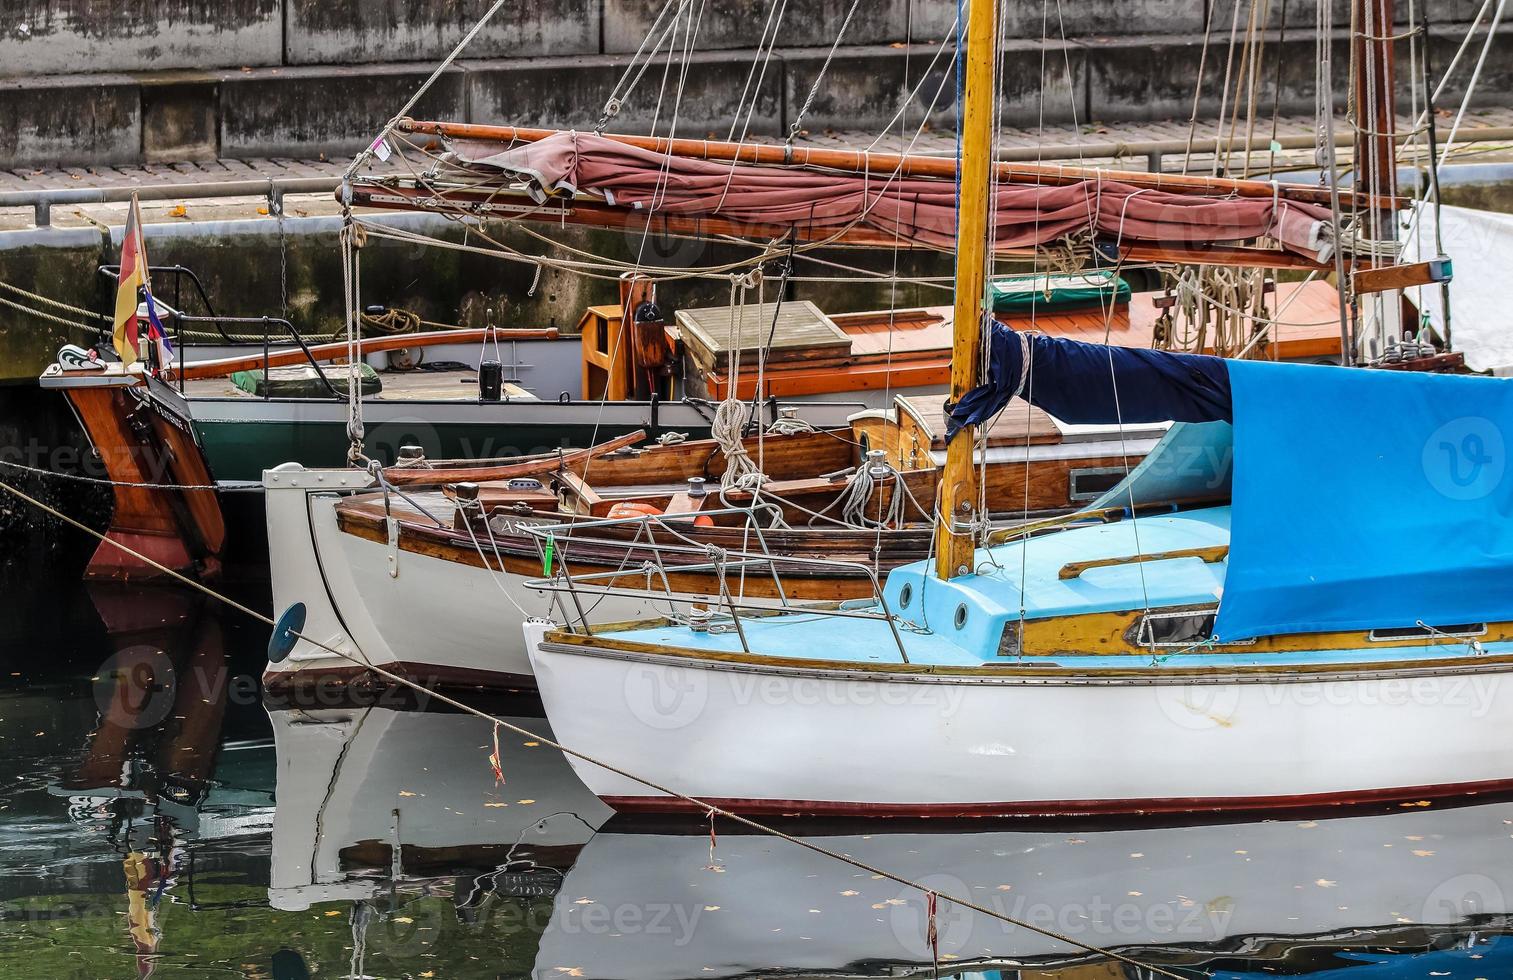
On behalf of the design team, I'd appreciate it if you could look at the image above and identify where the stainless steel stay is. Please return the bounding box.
[512,505,911,664]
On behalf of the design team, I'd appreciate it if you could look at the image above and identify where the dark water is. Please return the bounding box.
[2,579,1513,979]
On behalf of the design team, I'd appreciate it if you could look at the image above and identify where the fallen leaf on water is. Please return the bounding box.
[398,790,418,797]
[393,916,414,924]
[1316,879,1337,888]
[554,969,584,977]
[323,910,342,917]
[1412,850,1436,857]
[573,898,594,905]
[840,889,859,896]
[704,905,721,911]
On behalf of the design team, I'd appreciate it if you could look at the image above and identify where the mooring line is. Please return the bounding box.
[0,473,1190,980]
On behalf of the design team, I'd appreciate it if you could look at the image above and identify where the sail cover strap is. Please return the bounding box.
[944,324,1232,440]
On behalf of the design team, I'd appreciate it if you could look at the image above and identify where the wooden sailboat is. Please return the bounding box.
[261,387,1173,693]
[520,0,1513,818]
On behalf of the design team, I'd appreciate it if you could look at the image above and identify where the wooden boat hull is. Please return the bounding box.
[525,625,1513,817]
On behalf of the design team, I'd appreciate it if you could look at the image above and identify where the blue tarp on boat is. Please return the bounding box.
[948,323,1513,641]
[1216,360,1513,640]
[944,324,1231,441]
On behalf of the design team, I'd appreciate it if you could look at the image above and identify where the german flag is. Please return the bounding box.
[112,195,150,365]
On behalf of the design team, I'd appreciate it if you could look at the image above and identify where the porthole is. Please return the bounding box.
[954,603,968,630]
[898,583,912,609]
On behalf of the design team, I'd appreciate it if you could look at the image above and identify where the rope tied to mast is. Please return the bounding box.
[713,269,768,492]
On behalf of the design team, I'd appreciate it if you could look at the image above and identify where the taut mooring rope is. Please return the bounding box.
[0,472,1189,980]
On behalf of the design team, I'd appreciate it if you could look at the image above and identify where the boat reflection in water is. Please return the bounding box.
[266,699,612,948]
[534,802,1513,979]
[47,583,275,978]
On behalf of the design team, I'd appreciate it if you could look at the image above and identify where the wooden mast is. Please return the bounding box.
[1352,0,1399,360]
[934,0,997,581]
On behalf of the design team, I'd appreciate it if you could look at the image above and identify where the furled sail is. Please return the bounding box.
[944,324,1232,439]
[449,131,1334,262]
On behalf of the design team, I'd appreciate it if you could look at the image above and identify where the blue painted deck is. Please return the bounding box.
[595,506,1505,670]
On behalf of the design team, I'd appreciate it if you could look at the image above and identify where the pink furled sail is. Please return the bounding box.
[450,131,1334,261]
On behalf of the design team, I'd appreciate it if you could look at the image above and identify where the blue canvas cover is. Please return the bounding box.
[1214,360,1513,641]
[945,324,1231,440]
[1087,420,1234,512]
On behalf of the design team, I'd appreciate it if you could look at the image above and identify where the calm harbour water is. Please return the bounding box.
[2,579,1512,979]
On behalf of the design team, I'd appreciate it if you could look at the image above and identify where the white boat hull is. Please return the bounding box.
[263,465,661,691]
[525,627,1513,815]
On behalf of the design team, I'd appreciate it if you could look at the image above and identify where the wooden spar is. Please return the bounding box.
[347,183,1337,272]
[1353,0,1398,246]
[395,120,1397,211]
[174,327,557,382]
[381,429,645,487]
[934,0,995,582]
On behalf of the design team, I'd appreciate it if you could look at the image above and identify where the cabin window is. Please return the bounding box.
[1068,467,1127,502]
[1369,623,1486,642]
[996,620,1022,657]
[1135,608,1219,648]
[898,583,912,609]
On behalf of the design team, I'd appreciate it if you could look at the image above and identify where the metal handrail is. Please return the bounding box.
[514,506,912,663]
[168,313,342,400]
[100,263,228,341]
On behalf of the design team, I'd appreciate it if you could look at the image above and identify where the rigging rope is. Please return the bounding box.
[0,470,1188,979]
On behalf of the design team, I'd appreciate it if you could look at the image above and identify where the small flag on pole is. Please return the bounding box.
[112,195,150,365]
[144,286,173,371]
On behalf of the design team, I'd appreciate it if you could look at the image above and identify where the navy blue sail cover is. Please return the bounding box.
[944,324,1233,440]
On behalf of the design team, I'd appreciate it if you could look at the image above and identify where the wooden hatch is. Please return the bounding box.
[676,300,853,373]
[894,394,1062,451]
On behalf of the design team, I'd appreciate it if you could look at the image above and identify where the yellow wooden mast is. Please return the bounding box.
[934,0,998,580]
